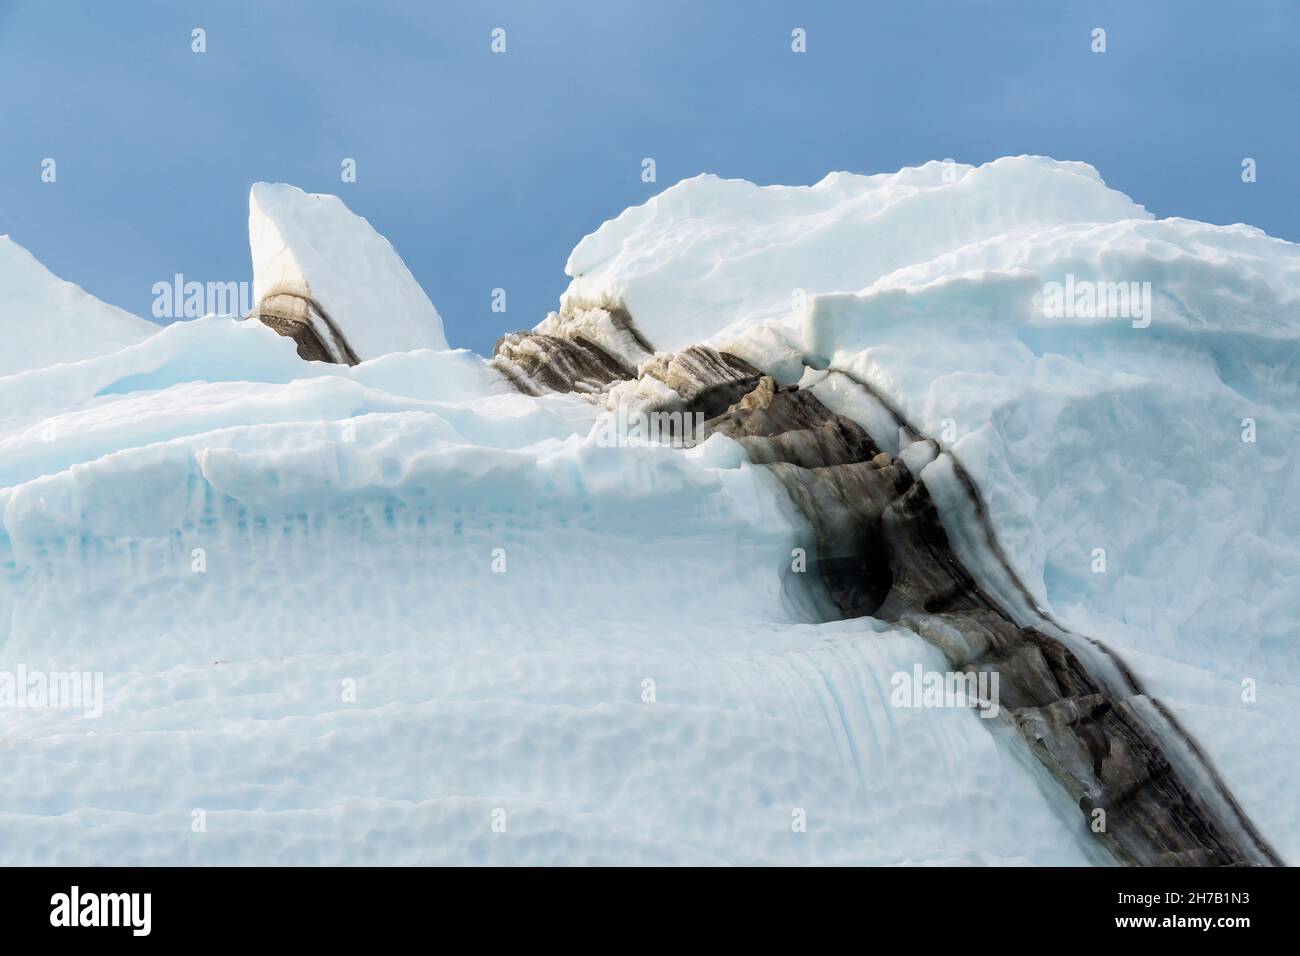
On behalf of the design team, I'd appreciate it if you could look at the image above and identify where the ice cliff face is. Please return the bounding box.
[0,157,1295,865]
[500,334,1278,864]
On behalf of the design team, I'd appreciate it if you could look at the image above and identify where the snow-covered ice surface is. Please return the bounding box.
[0,236,157,377]
[250,183,448,358]
[1,156,1294,864]
[561,157,1147,354]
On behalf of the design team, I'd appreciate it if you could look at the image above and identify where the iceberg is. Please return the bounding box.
[1,157,1294,866]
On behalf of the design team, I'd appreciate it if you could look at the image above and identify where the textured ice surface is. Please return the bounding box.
[0,236,157,376]
[801,222,1300,864]
[0,316,1090,864]
[250,183,448,357]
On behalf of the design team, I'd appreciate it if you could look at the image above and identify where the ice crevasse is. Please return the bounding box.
[0,157,1295,865]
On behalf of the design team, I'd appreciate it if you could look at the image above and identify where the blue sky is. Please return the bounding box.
[2,0,1298,356]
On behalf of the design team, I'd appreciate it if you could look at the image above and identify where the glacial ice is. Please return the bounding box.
[249,183,449,358]
[0,235,157,377]
[1,156,1294,864]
